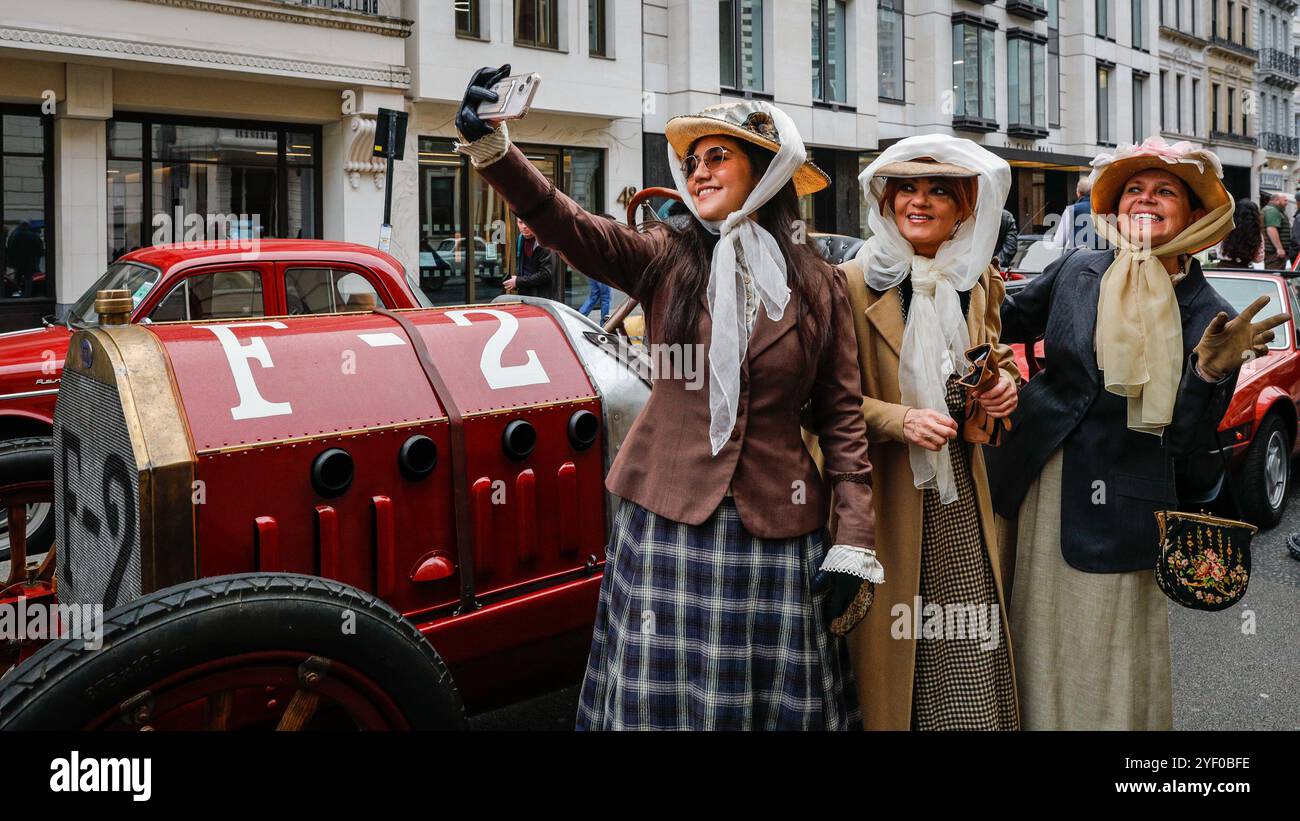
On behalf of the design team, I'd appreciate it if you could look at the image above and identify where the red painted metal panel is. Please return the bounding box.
[254,516,279,571]
[515,469,537,564]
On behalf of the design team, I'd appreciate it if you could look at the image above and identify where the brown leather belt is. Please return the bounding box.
[375,308,478,614]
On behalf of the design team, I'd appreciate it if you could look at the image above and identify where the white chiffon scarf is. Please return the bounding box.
[666,103,807,456]
[854,135,1011,503]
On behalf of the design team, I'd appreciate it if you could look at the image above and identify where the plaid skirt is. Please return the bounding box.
[575,497,856,730]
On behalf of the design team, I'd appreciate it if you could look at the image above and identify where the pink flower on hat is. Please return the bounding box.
[1089,135,1224,182]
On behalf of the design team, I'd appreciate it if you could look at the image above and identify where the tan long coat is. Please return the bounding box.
[809,259,1021,730]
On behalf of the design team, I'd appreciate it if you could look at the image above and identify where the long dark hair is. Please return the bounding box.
[638,140,832,360]
[1220,200,1263,266]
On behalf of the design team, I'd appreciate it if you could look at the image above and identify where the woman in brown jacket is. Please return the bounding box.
[455,67,877,730]
[814,135,1021,730]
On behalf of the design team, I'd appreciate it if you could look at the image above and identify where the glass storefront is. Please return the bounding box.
[106,114,320,262]
[1,109,52,301]
[417,136,604,308]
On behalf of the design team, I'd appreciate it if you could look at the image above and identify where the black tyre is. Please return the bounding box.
[0,573,465,730]
[0,436,54,563]
[1235,414,1291,529]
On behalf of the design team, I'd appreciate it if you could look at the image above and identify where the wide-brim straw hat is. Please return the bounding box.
[1090,137,1232,217]
[665,100,830,196]
[873,157,979,179]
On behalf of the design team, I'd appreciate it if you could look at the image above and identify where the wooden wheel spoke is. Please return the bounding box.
[206,689,235,731]
[4,503,27,587]
[274,689,320,732]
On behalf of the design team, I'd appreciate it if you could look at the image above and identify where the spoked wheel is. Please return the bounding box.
[0,437,56,565]
[0,482,56,596]
[90,652,408,731]
[0,573,465,731]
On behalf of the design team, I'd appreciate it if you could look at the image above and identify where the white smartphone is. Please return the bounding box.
[478,73,542,121]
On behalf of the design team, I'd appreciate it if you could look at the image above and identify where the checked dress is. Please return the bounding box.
[575,497,857,730]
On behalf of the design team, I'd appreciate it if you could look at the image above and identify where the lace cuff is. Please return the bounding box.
[821,545,885,584]
[454,121,511,168]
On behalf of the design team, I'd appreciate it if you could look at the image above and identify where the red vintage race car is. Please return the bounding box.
[0,241,434,563]
[0,270,649,728]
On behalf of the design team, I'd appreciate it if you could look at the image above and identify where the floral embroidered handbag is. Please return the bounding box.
[1154,434,1255,611]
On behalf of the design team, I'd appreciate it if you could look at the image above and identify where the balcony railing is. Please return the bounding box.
[1209,35,1259,61]
[1260,48,1300,82]
[1261,132,1299,155]
[270,0,402,16]
[1209,130,1258,147]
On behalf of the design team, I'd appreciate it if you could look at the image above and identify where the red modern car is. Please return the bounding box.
[0,240,434,562]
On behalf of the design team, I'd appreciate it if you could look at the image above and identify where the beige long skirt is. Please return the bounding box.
[1001,449,1174,730]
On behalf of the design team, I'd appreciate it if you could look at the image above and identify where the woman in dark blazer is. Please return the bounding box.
[990,138,1286,729]
[455,67,877,730]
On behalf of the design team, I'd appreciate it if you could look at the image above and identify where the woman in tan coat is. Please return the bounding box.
[813,136,1021,730]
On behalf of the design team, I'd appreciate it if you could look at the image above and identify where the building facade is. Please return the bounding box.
[1159,0,1211,155]
[642,0,876,237]
[403,0,643,309]
[0,0,411,332]
[1254,0,1299,194]
[6,1,1286,333]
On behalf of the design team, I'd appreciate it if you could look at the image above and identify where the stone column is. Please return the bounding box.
[53,64,111,317]
[322,87,417,279]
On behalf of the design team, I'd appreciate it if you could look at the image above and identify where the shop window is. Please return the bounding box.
[1,110,52,301]
[418,135,603,309]
[106,116,321,263]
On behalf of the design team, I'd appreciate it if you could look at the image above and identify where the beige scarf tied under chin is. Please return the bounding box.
[1092,202,1234,436]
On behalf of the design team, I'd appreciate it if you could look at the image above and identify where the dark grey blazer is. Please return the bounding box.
[988,248,1238,573]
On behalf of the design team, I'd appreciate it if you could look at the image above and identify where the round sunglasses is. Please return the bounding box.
[681,146,733,178]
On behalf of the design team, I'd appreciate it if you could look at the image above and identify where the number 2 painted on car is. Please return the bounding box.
[445,308,550,389]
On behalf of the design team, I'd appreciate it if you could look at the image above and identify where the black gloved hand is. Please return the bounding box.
[456,65,512,143]
[813,569,874,636]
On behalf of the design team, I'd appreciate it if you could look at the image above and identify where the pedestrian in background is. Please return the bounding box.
[504,216,556,299]
[996,208,1018,269]
[1052,177,1104,250]
[577,214,617,324]
[1208,200,1264,269]
[1261,191,1292,269]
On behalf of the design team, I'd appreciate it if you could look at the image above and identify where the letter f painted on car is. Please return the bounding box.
[198,323,293,420]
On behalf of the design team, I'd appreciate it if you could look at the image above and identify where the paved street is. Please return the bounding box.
[9,485,1299,732]
[473,488,1300,731]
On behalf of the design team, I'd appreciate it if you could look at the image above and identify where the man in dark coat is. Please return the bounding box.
[995,209,1019,268]
[506,216,556,299]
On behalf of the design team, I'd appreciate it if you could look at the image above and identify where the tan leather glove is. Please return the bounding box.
[1194,295,1289,380]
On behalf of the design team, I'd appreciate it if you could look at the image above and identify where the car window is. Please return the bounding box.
[285,267,384,314]
[67,262,161,328]
[1206,276,1289,350]
[148,270,264,322]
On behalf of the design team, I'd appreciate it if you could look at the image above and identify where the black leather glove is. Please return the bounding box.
[455,65,512,143]
[813,569,874,636]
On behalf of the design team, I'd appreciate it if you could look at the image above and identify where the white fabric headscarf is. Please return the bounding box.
[666,102,808,456]
[855,135,1011,503]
